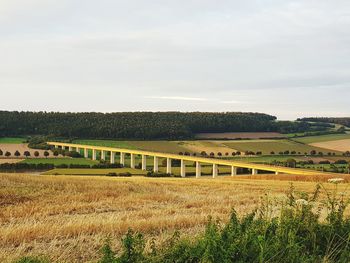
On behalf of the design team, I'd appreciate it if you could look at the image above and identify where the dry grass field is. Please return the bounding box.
[195,132,285,139]
[311,139,350,152]
[1,173,350,262]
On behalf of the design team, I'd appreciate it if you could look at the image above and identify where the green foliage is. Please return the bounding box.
[0,111,322,140]
[98,183,350,263]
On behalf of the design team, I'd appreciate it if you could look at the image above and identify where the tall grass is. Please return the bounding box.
[99,182,350,263]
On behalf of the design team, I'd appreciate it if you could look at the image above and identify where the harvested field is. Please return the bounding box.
[195,132,285,139]
[0,173,349,262]
[0,159,23,164]
[0,144,61,158]
[235,173,350,183]
[311,139,350,152]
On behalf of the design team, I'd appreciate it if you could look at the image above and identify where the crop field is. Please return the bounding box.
[1,173,349,262]
[21,158,98,166]
[195,132,285,139]
[0,137,26,144]
[43,168,148,176]
[293,133,350,144]
[310,139,350,152]
[223,139,339,155]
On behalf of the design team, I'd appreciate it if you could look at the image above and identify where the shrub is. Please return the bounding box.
[5,151,11,157]
[335,160,348,164]
[14,150,21,157]
[98,183,350,263]
[146,172,172,177]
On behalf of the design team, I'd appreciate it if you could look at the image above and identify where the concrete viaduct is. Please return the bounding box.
[47,142,327,178]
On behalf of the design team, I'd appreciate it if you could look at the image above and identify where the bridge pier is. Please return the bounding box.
[92,149,97,160]
[196,161,201,178]
[180,159,186,177]
[141,155,147,170]
[153,156,159,172]
[252,168,258,175]
[166,158,171,174]
[76,147,80,153]
[231,166,237,176]
[84,148,88,158]
[101,151,106,161]
[120,152,125,166]
[275,171,279,175]
[130,154,135,168]
[110,152,115,164]
[212,164,218,178]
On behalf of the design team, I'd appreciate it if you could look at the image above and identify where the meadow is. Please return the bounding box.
[0,137,26,144]
[1,173,349,262]
[21,158,98,166]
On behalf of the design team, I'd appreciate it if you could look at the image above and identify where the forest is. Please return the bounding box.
[0,111,331,140]
[299,117,350,128]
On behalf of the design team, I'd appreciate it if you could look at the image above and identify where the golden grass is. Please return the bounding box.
[0,173,349,262]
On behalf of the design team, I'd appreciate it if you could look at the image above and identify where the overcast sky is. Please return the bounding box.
[1,0,349,120]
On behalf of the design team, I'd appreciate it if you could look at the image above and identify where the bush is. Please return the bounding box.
[335,160,348,164]
[98,183,350,263]
[146,172,172,177]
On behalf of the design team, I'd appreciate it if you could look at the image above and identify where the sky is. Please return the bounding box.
[1,0,349,120]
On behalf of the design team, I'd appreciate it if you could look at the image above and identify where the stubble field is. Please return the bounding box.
[1,173,349,262]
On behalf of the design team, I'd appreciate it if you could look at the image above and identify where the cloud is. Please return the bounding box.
[145,96,209,101]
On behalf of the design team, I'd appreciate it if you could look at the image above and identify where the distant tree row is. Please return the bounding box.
[298,117,350,128]
[0,111,323,140]
[0,149,50,157]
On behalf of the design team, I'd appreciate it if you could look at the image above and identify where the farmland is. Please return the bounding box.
[21,158,98,166]
[1,173,349,262]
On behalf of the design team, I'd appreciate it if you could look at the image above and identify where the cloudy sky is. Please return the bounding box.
[1,0,349,119]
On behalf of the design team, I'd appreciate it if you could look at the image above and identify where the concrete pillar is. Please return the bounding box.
[92,149,97,160]
[101,150,106,161]
[180,159,186,177]
[196,161,201,178]
[110,152,115,164]
[120,152,125,166]
[166,158,171,174]
[84,148,88,158]
[61,146,65,151]
[76,147,80,153]
[69,146,73,152]
[130,153,135,168]
[55,145,58,149]
[252,169,258,175]
[142,155,147,170]
[275,171,279,175]
[212,164,218,178]
[153,156,159,172]
[231,166,237,176]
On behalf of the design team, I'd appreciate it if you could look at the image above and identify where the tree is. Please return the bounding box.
[14,150,20,157]
[286,158,297,168]
[231,152,236,156]
[34,151,39,157]
[217,152,222,157]
[24,151,30,158]
[5,151,11,157]
[200,151,207,156]
[270,151,275,155]
[0,149,3,156]
[53,150,59,156]
[44,151,49,158]
[210,152,215,157]
[310,150,317,156]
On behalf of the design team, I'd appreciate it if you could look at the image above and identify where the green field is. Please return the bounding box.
[292,133,350,144]
[43,168,148,176]
[223,139,339,155]
[21,158,98,165]
[0,137,26,144]
[73,139,137,149]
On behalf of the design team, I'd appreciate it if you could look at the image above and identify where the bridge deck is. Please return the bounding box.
[47,142,338,176]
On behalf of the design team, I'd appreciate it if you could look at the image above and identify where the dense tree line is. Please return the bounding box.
[299,117,350,128]
[0,111,326,140]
